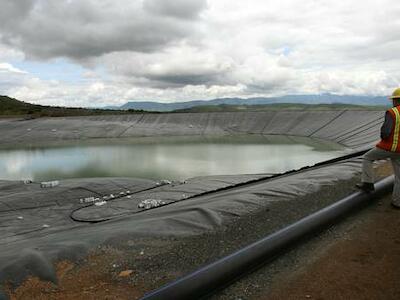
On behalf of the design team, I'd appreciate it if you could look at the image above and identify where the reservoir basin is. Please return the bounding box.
[0,135,347,181]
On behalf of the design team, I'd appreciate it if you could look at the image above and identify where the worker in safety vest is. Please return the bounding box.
[356,87,400,209]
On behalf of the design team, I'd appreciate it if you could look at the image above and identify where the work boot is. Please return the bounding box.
[391,202,400,210]
[355,182,375,193]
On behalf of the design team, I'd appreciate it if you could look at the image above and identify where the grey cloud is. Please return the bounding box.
[142,73,229,88]
[143,0,207,19]
[99,46,235,88]
[119,70,233,89]
[143,65,233,87]
[0,0,33,27]
[0,0,203,60]
[244,82,289,94]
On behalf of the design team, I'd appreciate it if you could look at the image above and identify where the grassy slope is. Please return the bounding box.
[0,95,143,117]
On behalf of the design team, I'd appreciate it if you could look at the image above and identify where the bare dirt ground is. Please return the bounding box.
[265,163,400,300]
[5,250,145,300]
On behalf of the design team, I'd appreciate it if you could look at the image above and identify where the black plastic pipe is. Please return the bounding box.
[141,175,394,300]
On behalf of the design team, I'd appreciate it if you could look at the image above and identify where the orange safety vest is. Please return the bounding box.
[376,106,400,152]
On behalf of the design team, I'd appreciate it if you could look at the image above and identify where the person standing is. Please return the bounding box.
[356,88,400,209]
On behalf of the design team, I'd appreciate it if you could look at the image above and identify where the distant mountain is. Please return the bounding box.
[174,103,387,113]
[112,94,389,112]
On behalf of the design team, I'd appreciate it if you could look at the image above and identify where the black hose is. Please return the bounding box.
[141,175,393,300]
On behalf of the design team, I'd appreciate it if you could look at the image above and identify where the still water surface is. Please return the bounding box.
[0,135,346,181]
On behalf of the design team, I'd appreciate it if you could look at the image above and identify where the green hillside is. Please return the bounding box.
[0,95,143,117]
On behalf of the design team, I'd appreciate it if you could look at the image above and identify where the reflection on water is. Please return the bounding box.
[0,135,346,181]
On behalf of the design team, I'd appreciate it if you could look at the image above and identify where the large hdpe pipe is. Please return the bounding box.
[141,176,394,300]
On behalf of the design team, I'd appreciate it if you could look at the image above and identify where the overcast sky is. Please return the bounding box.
[0,0,399,107]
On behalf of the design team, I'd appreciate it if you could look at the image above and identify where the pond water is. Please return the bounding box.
[0,135,347,181]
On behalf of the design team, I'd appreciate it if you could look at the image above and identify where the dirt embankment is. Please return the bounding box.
[5,251,144,300]
[264,195,400,300]
[265,163,400,300]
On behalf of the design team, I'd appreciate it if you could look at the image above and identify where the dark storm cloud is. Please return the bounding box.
[0,0,205,60]
[143,0,208,19]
